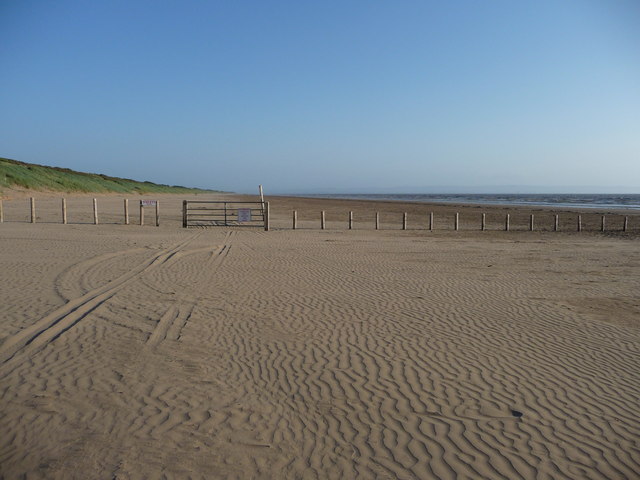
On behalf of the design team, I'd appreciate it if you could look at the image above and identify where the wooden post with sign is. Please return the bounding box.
[139,200,158,226]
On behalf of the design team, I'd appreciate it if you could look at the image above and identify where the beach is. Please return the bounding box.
[1,193,639,479]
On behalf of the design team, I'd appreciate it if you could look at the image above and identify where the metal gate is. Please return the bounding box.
[182,201,269,229]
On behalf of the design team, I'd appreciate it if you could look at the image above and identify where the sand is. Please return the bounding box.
[0,193,639,479]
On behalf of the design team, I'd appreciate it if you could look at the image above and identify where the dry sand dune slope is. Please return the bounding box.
[0,224,639,479]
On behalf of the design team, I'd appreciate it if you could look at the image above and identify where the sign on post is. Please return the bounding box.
[237,208,252,223]
[140,200,159,227]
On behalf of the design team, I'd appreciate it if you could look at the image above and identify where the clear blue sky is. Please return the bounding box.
[1,1,639,193]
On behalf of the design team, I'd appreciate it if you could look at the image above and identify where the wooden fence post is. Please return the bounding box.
[623,216,628,232]
[577,215,582,232]
[505,214,510,231]
[155,201,160,227]
[93,198,98,225]
[375,212,379,230]
[601,215,606,232]
[124,199,129,225]
[554,215,559,232]
[264,202,270,231]
[402,213,407,230]
[454,212,459,231]
[292,210,297,230]
[0,199,3,223]
[429,212,434,231]
[349,211,353,230]
[62,198,67,224]
[182,200,187,228]
[481,213,486,231]
[30,197,36,223]
[140,202,144,226]
[321,211,326,230]
[529,214,534,231]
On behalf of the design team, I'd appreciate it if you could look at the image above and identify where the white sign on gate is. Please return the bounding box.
[237,208,252,222]
[141,200,157,207]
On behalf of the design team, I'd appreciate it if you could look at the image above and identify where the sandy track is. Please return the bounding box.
[1,201,639,479]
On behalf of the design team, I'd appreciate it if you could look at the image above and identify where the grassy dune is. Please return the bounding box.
[0,157,218,195]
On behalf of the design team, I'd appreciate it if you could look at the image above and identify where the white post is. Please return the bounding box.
[292,210,297,230]
[140,202,144,226]
[62,198,67,224]
[124,199,129,225]
[554,214,559,232]
[349,211,353,230]
[375,212,379,230]
[402,213,407,230]
[623,216,628,232]
[601,215,606,232]
[505,214,510,231]
[259,184,265,217]
[529,214,534,231]
[321,211,326,230]
[454,212,459,231]
[30,197,36,223]
[93,198,98,225]
[577,215,582,232]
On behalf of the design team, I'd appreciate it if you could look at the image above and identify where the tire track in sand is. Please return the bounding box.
[0,233,202,366]
[146,231,234,346]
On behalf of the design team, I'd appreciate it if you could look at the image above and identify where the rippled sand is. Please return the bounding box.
[1,194,638,479]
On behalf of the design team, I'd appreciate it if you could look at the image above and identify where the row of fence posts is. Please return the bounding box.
[290,211,631,232]
[0,199,631,232]
[0,198,159,226]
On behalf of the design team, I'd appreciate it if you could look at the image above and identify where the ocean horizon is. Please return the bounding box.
[289,193,640,211]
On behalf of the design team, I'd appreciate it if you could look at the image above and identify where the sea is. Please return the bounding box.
[296,194,640,211]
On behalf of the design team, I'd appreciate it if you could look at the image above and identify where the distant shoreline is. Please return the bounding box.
[282,193,640,212]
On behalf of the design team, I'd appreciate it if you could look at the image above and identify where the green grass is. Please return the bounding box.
[0,157,220,194]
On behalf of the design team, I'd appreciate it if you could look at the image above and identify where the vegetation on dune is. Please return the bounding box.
[0,157,219,194]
